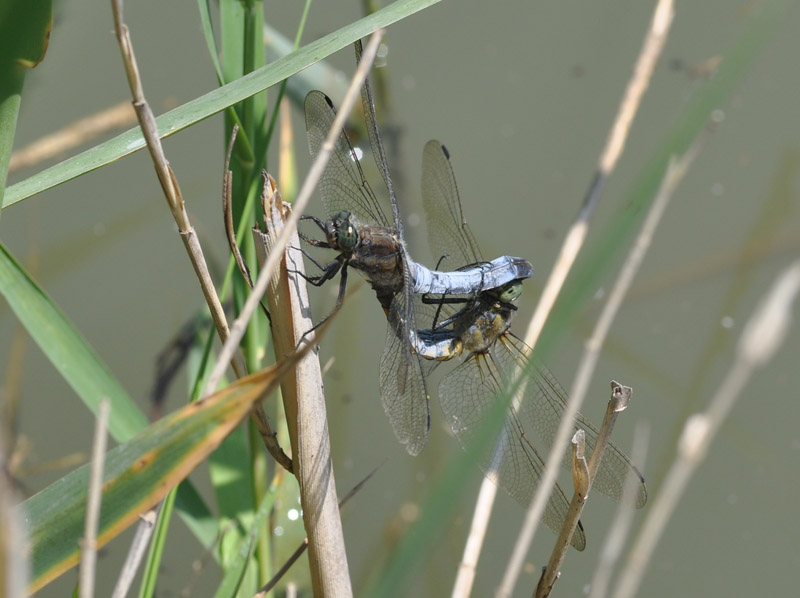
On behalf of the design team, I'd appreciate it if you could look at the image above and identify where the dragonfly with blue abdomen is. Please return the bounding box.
[301,42,532,457]
[397,140,648,550]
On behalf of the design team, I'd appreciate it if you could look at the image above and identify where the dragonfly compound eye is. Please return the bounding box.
[496,280,523,303]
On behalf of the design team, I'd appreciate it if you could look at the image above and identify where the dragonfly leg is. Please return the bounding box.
[294,254,345,287]
[299,213,328,232]
[433,254,451,270]
[420,293,471,329]
[334,261,349,307]
[298,215,334,249]
[294,264,349,350]
[294,243,334,273]
[420,294,472,306]
[298,231,333,249]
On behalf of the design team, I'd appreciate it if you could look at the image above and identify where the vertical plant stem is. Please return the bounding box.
[254,176,353,597]
[502,124,699,597]
[79,400,109,598]
[587,424,649,598]
[202,31,384,597]
[490,3,675,596]
[109,0,246,379]
[534,384,631,598]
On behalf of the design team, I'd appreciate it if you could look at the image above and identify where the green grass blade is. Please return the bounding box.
[24,367,281,594]
[213,480,279,598]
[2,0,440,210]
[196,0,226,84]
[263,22,350,108]
[0,241,218,555]
[173,479,220,555]
[0,241,147,441]
[0,0,52,219]
[212,4,268,594]
[137,485,178,598]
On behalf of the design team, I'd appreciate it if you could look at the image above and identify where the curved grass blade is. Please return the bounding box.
[23,365,287,593]
[0,241,220,570]
[2,0,441,210]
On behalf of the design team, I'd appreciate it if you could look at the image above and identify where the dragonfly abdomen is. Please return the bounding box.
[409,255,533,296]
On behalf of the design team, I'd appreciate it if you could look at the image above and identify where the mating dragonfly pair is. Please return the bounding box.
[299,43,646,550]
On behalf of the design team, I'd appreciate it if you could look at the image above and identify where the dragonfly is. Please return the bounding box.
[400,140,648,550]
[301,42,532,456]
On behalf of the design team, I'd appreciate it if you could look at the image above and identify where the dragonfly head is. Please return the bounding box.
[327,211,359,252]
[487,279,524,304]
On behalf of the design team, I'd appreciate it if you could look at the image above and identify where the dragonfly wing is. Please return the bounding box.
[355,41,402,234]
[438,351,586,550]
[495,333,648,508]
[304,90,390,227]
[378,293,431,456]
[421,140,483,269]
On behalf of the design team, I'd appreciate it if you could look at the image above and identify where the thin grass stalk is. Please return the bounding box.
[137,494,176,598]
[487,2,675,595]
[534,384,631,598]
[0,429,27,597]
[588,424,650,598]
[217,23,271,576]
[223,143,294,471]
[195,0,254,164]
[530,132,705,598]
[111,507,159,598]
[450,479,497,597]
[611,260,800,598]
[221,0,266,383]
[78,400,109,598]
[278,97,298,203]
[109,0,247,379]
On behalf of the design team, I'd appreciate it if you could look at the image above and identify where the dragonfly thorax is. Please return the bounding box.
[455,292,518,355]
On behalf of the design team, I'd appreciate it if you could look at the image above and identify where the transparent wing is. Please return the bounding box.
[355,40,402,235]
[493,333,648,508]
[378,293,431,456]
[416,139,484,333]
[304,90,390,227]
[421,140,484,269]
[438,351,586,550]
